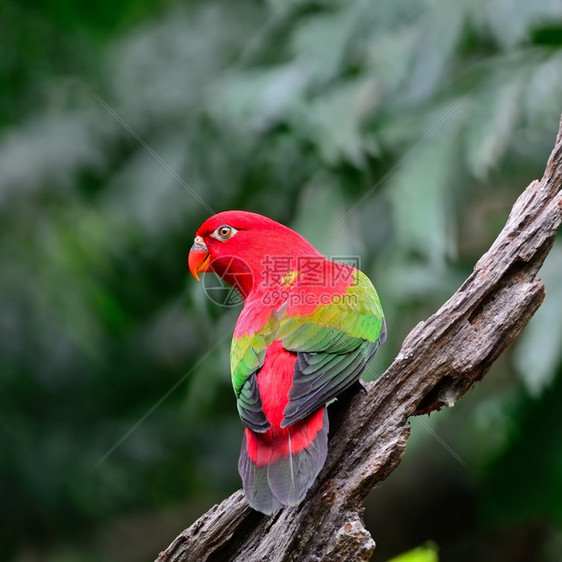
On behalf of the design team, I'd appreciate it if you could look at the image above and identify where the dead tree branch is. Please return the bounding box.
[157,117,562,562]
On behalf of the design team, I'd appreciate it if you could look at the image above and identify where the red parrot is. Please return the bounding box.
[189,211,386,515]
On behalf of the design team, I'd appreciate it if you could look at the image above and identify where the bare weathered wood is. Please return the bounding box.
[157,117,562,562]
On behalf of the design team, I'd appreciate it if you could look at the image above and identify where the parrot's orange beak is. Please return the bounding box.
[188,236,211,281]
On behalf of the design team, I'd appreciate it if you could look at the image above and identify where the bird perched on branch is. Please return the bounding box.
[189,211,386,515]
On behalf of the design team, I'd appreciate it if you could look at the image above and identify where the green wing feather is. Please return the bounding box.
[278,270,386,427]
[231,316,278,432]
[231,269,386,430]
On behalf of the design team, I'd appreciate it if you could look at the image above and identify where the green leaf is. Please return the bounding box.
[523,52,562,133]
[387,106,462,266]
[402,0,467,103]
[514,241,562,396]
[473,0,562,48]
[292,77,379,166]
[387,543,439,562]
[464,62,527,179]
[206,63,309,134]
[289,6,357,82]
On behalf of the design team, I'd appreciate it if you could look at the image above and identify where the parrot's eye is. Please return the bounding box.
[215,225,236,240]
[219,226,232,238]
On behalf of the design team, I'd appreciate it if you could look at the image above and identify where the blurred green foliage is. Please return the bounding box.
[1,0,562,560]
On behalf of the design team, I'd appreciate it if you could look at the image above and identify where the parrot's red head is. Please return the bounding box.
[188,211,320,299]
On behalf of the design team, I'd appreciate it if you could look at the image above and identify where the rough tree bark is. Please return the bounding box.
[157,118,562,562]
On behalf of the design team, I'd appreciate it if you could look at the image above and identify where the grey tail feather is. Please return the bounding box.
[238,437,282,516]
[238,409,329,515]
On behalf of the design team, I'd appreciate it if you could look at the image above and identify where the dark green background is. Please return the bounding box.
[2,0,562,560]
